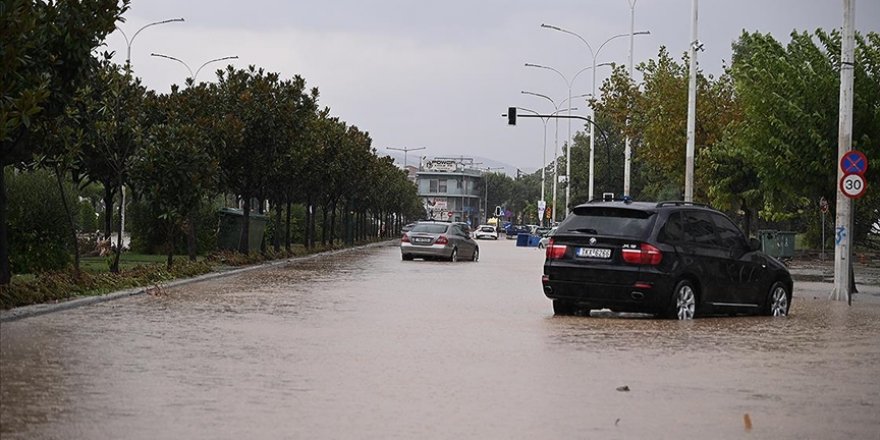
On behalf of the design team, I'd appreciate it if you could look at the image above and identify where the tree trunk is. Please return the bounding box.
[321,203,329,246]
[285,200,292,252]
[238,195,251,254]
[53,165,81,277]
[0,166,10,285]
[186,213,197,261]
[273,203,282,252]
[110,177,124,274]
[166,222,175,270]
[329,200,338,245]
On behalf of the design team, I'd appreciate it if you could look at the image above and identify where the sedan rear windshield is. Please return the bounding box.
[560,207,656,238]
[480,227,496,232]
[411,224,448,234]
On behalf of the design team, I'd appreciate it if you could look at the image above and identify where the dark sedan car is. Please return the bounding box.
[542,200,792,320]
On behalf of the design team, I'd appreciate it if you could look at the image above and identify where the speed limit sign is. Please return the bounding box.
[840,174,867,199]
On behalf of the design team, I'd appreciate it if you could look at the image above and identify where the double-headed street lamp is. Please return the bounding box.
[525,62,610,215]
[118,18,185,70]
[115,17,184,248]
[151,53,239,84]
[387,146,427,171]
[541,23,649,200]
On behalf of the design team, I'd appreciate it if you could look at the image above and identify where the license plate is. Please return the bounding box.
[576,247,611,259]
[414,237,432,244]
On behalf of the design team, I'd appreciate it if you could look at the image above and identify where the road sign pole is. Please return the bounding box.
[831,0,856,302]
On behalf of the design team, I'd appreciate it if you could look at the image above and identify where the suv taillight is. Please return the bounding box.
[545,238,567,259]
[435,235,449,245]
[621,243,663,265]
[401,234,410,243]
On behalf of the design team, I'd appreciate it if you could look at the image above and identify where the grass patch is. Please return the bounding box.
[1,240,382,310]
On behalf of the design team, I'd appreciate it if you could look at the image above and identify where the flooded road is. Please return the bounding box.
[2,240,879,439]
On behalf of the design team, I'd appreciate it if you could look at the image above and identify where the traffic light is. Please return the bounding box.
[507,107,517,125]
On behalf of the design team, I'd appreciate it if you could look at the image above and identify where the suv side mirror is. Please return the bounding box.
[748,237,761,252]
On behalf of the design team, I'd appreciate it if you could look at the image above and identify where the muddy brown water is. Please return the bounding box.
[2,241,879,439]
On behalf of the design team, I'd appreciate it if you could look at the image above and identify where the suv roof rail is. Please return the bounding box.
[655,200,711,208]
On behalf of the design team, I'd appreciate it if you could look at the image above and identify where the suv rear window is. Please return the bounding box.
[562,207,656,238]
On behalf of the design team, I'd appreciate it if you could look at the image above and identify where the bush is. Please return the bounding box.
[6,168,75,273]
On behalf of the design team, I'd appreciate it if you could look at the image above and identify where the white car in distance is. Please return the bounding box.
[474,225,499,240]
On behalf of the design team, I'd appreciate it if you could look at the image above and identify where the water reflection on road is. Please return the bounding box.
[2,241,878,439]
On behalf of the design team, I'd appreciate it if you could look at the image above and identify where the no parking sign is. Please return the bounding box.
[839,150,868,199]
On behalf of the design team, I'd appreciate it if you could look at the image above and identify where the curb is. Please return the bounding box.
[1,241,395,323]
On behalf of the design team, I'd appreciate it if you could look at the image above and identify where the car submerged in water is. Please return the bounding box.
[541,200,792,320]
[400,221,479,262]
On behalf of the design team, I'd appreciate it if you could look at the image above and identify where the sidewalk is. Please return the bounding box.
[787,256,880,304]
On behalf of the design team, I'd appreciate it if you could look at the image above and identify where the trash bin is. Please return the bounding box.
[516,233,530,247]
[758,230,779,257]
[528,234,541,247]
[776,231,796,259]
[217,208,269,252]
[758,229,796,259]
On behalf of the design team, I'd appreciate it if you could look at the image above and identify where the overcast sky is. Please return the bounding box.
[103,1,879,172]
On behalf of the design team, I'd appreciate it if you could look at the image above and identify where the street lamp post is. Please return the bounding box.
[525,62,608,215]
[521,90,583,224]
[515,106,575,226]
[387,146,427,172]
[541,23,649,200]
[150,53,239,84]
[115,17,184,251]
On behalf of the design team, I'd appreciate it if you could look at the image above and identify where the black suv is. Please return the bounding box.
[541,200,792,319]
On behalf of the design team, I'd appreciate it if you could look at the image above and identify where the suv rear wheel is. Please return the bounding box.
[552,300,575,316]
[669,280,697,320]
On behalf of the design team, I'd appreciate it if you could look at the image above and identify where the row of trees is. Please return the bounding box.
[501,29,877,245]
[1,1,423,284]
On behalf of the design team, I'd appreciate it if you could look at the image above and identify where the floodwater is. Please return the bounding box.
[2,240,879,439]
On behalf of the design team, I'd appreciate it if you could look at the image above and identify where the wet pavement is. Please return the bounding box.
[2,241,879,439]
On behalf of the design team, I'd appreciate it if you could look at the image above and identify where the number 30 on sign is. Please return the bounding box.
[840,173,867,199]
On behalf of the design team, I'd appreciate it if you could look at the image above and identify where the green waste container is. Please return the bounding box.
[758,230,796,259]
[217,208,269,252]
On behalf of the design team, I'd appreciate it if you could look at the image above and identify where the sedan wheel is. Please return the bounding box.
[471,248,479,262]
[765,281,790,317]
[449,248,458,262]
[670,280,696,320]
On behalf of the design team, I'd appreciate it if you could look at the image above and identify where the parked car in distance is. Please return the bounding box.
[542,200,792,320]
[401,221,479,262]
[505,224,530,239]
[475,225,499,240]
[537,227,557,249]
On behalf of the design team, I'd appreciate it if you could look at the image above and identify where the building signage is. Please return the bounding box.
[425,160,458,172]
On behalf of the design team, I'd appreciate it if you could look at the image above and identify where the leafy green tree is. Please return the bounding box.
[130,122,217,269]
[710,30,878,243]
[0,0,128,284]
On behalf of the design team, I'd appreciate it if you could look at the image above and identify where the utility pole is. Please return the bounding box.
[831,0,856,303]
[684,0,698,202]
